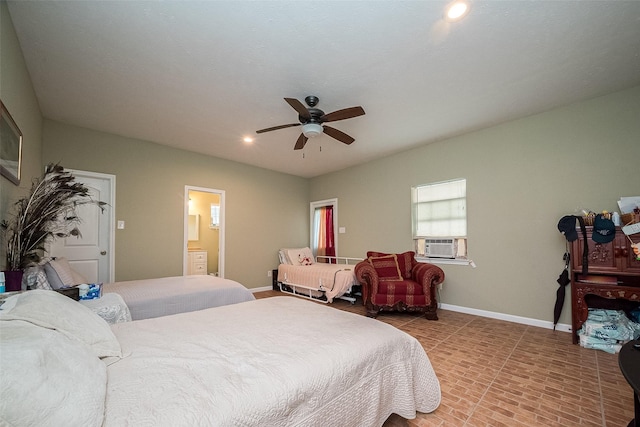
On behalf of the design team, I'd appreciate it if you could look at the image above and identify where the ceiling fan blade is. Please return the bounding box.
[321,106,365,123]
[322,126,355,145]
[256,123,300,134]
[294,133,308,150]
[284,98,311,120]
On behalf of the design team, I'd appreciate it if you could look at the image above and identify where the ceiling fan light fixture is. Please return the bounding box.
[256,96,364,149]
[302,123,323,138]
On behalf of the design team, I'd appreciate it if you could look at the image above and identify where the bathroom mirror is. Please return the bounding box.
[188,214,199,241]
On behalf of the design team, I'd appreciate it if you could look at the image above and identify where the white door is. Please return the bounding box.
[49,171,115,283]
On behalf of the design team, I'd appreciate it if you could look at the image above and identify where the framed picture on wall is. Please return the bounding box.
[0,101,23,185]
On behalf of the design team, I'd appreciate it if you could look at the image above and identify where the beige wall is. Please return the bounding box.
[42,120,310,288]
[310,86,640,326]
[0,1,43,270]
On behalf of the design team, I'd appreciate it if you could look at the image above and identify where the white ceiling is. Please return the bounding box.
[7,1,640,178]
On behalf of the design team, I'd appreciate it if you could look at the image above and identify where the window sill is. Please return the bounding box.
[416,257,476,267]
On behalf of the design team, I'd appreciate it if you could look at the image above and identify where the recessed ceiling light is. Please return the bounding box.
[445,0,470,22]
[243,136,254,144]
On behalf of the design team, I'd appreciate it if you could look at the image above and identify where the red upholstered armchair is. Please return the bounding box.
[354,251,445,320]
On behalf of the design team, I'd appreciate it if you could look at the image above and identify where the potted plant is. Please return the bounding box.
[1,163,105,291]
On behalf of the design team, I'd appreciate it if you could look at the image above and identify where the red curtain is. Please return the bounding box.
[324,206,335,260]
[316,206,336,263]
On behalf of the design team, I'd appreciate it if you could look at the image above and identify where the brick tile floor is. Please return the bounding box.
[254,290,635,426]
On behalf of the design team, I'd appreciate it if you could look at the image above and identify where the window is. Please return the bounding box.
[412,178,467,259]
[210,203,220,228]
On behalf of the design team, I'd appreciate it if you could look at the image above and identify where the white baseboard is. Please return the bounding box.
[439,303,572,333]
[250,287,572,333]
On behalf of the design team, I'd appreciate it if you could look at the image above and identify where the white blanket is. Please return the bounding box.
[105,297,440,426]
[102,275,255,320]
[278,263,356,302]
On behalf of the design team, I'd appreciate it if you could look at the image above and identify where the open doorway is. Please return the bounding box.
[310,198,338,262]
[184,186,225,278]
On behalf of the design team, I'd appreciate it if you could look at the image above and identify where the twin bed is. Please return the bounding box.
[102,274,255,320]
[277,247,362,303]
[23,256,256,321]
[1,290,441,426]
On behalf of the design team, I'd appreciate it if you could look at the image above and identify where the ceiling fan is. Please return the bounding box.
[256,96,365,150]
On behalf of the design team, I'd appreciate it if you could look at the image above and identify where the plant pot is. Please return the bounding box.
[3,270,24,292]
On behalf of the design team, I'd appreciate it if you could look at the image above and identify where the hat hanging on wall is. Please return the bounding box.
[557,215,579,241]
[592,214,616,243]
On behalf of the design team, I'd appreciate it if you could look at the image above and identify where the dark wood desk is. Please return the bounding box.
[570,226,640,344]
[619,340,640,427]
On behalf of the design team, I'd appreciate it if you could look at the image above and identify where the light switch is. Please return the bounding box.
[117,220,125,229]
[339,227,346,234]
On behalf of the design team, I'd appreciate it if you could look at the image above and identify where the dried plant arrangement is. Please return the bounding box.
[1,163,106,270]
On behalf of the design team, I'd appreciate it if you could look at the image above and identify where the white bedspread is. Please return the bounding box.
[278,263,356,302]
[102,275,255,320]
[104,297,440,426]
[79,293,132,324]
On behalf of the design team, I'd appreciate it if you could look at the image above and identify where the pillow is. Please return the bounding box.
[368,254,403,281]
[44,262,65,289]
[278,249,294,265]
[0,320,106,427]
[22,265,53,290]
[44,257,87,289]
[285,247,315,266]
[0,290,122,360]
[395,251,416,279]
[367,251,415,279]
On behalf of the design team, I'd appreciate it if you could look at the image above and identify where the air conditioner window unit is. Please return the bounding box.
[424,238,456,258]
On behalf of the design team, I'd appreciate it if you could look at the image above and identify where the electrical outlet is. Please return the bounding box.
[267,270,272,277]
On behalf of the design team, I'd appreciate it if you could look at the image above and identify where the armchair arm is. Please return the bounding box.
[411,262,445,306]
[354,260,379,305]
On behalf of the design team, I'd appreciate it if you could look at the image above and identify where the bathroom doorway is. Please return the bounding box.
[184,185,225,278]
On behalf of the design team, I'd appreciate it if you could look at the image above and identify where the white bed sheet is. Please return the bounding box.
[102,275,255,320]
[278,263,356,302]
[104,297,440,426]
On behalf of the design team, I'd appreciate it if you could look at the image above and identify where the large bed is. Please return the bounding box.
[277,247,361,303]
[0,291,441,426]
[102,274,255,320]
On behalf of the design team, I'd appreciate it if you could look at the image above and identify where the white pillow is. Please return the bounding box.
[279,248,296,264]
[0,320,107,427]
[278,250,290,265]
[0,290,122,359]
[285,247,315,266]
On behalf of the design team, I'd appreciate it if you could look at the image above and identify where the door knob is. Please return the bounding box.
[100,251,107,255]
